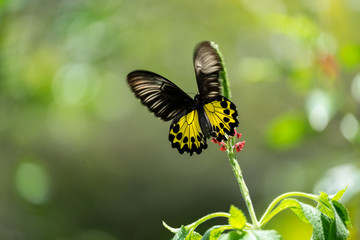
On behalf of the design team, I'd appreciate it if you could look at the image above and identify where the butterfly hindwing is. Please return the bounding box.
[193,41,223,99]
[169,109,208,155]
[127,70,194,121]
[203,96,239,142]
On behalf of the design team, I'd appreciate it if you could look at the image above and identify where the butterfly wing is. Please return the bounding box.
[169,109,208,155]
[193,41,223,99]
[203,96,239,142]
[127,70,194,121]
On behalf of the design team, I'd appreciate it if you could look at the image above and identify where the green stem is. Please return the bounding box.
[163,212,230,233]
[211,41,231,99]
[259,191,319,226]
[185,212,230,230]
[227,146,259,229]
[213,41,259,229]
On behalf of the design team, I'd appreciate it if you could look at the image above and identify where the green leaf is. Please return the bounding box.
[219,230,282,240]
[319,191,329,202]
[328,201,349,240]
[209,228,226,240]
[201,226,227,240]
[186,231,202,240]
[286,199,350,240]
[289,200,313,225]
[298,202,332,240]
[244,230,283,240]
[172,226,190,240]
[331,187,347,202]
[332,200,352,229]
[218,231,244,240]
[229,205,247,230]
[262,198,308,225]
[317,192,334,219]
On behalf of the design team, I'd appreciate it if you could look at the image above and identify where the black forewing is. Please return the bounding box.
[193,41,223,99]
[127,70,194,121]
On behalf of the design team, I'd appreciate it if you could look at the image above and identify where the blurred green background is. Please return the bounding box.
[1,0,359,239]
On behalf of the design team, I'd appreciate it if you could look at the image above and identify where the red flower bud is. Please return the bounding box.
[220,143,227,151]
[234,141,245,152]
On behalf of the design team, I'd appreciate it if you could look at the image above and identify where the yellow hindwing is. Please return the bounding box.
[203,96,239,142]
[169,110,207,155]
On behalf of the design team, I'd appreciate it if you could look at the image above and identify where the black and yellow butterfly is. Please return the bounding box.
[127,41,239,155]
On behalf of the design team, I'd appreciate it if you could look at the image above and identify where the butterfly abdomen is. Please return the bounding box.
[198,109,213,139]
[194,94,213,139]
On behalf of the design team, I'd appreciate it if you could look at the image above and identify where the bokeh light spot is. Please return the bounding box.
[238,57,280,82]
[93,73,132,121]
[317,32,337,55]
[339,44,360,68]
[340,113,358,141]
[314,163,360,203]
[265,112,308,150]
[351,73,360,103]
[66,19,108,60]
[15,161,51,204]
[52,63,100,107]
[306,89,332,131]
[270,33,313,68]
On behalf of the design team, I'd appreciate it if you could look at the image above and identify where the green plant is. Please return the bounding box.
[163,42,352,240]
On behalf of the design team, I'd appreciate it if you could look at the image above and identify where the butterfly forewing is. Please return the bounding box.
[169,109,208,155]
[193,41,223,99]
[203,96,239,142]
[127,70,194,121]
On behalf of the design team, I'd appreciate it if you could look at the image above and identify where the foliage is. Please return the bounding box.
[164,189,351,240]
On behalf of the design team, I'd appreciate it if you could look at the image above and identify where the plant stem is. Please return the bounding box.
[211,41,231,100]
[213,41,259,229]
[185,212,230,230]
[226,145,259,229]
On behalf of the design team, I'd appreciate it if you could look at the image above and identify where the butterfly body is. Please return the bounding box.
[194,94,212,138]
[127,41,239,155]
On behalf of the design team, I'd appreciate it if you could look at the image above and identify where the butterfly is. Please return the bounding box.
[127,41,239,155]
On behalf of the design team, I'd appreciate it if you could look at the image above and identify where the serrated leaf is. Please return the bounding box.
[262,198,308,225]
[244,230,283,240]
[328,201,349,240]
[209,228,226,240]
[262,193,351,240]
[229,205,246,230]
[186,231,202,240]
[330,201,351,238]
[201,226,223,240]
[332,200,352,229]
[172,226,190,240]
[331,187,347,202]
[288,199,349,240]
[217,229,282,240]
[298,202,331,240]
[218,231,244,240]
[319,191,329,202]
[201,226,231,240]
[317,192,334,219]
